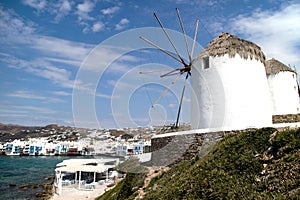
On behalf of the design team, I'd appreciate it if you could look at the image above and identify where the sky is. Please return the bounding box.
[0,0,299,129]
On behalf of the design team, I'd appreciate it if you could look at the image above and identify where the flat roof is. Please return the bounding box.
[55,158,117,173]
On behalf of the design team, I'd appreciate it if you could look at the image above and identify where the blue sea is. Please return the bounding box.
[0,156,81,200]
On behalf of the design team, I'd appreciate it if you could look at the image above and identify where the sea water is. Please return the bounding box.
[0,156,80,200]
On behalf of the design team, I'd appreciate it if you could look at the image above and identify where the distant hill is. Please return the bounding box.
[0,123,77,142]
[0,122,191,143]
[0,123,62,134]
[97,128,300,199]
[0,123,39,134]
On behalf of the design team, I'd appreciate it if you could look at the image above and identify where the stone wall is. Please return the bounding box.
[150,129,248,167]
[149,114,300,167]
[272,114,300,124]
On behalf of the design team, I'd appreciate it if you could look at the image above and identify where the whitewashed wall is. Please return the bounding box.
[267,71,300,115]
[191,54,273,130]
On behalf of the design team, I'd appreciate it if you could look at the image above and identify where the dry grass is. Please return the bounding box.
[196,32,266,64]
[265,58,295,75]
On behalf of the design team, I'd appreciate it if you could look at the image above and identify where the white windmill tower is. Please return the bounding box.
[191,32,273,130]
[140,11,273,131]
[265,58,300,115]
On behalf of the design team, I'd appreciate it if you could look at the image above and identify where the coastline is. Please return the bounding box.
[36,181,55,199]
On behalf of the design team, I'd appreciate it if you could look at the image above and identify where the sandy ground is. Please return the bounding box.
[50,182,112,200]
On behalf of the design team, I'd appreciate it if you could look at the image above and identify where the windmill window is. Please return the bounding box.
[203,57,209,69]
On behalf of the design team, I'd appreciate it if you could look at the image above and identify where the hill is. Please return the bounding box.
[0,123,85,142]
[97,127,300,199]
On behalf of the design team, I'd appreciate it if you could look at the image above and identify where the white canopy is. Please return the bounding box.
[55,159,115,173]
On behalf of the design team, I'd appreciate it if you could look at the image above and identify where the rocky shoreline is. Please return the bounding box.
[36,181,54,200]
[36,175,55,199]
[9,175,55,200]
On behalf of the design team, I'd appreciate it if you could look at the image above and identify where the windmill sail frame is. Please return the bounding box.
[140,8,199,128]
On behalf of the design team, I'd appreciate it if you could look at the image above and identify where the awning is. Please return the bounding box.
[55,159,115,173]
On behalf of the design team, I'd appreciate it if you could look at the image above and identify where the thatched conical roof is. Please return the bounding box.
[265,58,295,75]
[196,32,266,64]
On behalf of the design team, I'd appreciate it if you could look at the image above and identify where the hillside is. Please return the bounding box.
[97,127,300,199]
[0,122,191,143]
[0,123,84,142]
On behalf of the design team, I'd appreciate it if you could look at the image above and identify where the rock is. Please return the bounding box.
[18,184,28,189]
[45,175,55,180]
[29,184,39,189]
[9,184,17,187]
[152,184,159,191]
[107,183,115,187]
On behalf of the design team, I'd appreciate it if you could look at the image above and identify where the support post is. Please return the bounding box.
[106,169,108,182]
[93,171,96,183]
[78,171,81,189]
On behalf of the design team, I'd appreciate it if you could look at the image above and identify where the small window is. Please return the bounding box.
[203,57,209,69]
[292,74,295,79]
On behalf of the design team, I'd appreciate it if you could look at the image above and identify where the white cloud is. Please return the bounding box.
[22,0,72,22]
[77,0,94,13]
[8,90,45,100]
[169,103,176,108]
[7,90,65,103]
[0,6,141,93]
[231,3,300,69]
[101,6,120,15]
[0,54,75,89]
[54,0,72,22]
[92,21,104,32]
[74,0,97,32]
[0,5,92,61]
[52,91,72,96]
[76,0,95,21]
[0,6,35,39]
[22,0,47,11]
[44,57,81,67]
[32,35,93,60]
[78,45,141,73]
[60,0,71,12]
[95,92,112,99]
[27,62,74,88]
[115,18,129,30]
[10,105,57,114]
[82,24,90,33]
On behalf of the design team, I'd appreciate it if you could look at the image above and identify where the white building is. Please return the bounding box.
[191,32,272,130]
[54,158,118,195]
[266,58,300,115]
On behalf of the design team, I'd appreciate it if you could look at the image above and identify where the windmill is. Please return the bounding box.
[139,8,199,128]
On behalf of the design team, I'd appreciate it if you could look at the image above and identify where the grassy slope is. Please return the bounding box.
[98,128,300,200]
[97,173,146,200]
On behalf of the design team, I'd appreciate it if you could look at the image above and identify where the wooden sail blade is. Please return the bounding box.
[153,12,187,65]
[140,36,184,64]
[139,69,172,74]
[160,72,181,78]
[160,68,182,78]
[175,73,189,128]
[152,73,182,108]
[191,19,199,59]
[176,8,192,64]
